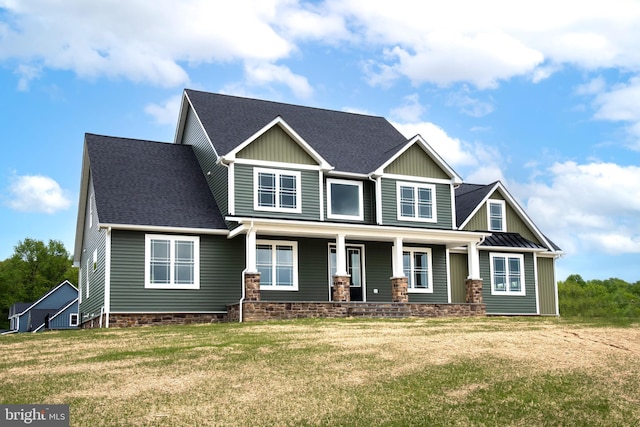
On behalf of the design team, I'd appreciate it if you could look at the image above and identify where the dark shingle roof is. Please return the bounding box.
[86,134,226,229]
[481,232,547,250]
[185,89,410,174]
[10,303,32,316]
[455,183,496,227]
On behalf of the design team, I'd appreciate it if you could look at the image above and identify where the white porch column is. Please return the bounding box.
[467,241,481,280]
[246,229,258,273]
[335,234,348,276]
[391,237,405,278]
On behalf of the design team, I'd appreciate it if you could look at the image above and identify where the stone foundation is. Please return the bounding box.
[85,313,227,328]
[228,301,485,322]
[391,277,409,303]
[332,275,351,302]
[465,278,483,304]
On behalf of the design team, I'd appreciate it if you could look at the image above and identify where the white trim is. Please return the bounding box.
[85,259,90,299]
[446,248,452,303]
[375,175,383,225]
[489,253,526,296]
[225,116,332,169]
[487,199,506,232]
[78,266,83,304]
[403,247,434,293]
[104,228,111,328]
[534,252,540,315]
[319,170,325,221]
[109,311,227,314]
[256,239,299,291]
[396,181,438,223]
[98,223,227,235]
[69,313,79,327]
[326,170,369,179]
[326,178,364,221]
[230,157,325,171]
[253,167,302,213]
[89,193,94,229]
[373,135,463,184]
[383,173,455,186]
[144,234,200,290]
[228,162,235,215]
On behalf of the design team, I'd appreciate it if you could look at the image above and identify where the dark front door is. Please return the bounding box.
[329,245,364,301]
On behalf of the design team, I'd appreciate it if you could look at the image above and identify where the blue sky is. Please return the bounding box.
[1,0,640,282]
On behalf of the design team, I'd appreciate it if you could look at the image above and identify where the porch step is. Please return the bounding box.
[347,304,412,318]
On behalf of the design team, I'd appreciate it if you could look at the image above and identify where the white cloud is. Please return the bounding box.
[145,94,182,125]
[518,161,640,255]
[244,62,313,99]
[6,174,71,214]
[446,86,494,118]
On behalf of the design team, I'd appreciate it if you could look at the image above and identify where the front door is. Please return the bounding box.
[329,245,364,301]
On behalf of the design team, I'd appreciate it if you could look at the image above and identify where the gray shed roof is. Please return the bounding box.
[86,134,226,230]
[481,232,547,250]
[185,89,410,174]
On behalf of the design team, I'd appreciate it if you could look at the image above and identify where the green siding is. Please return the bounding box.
[109,231,245,313]
[79,178,107,320]
[537,256,557,315]
[234,163,321,220]
[462,192,542,244]
[181,107,228,217]
[406,245,449,303]
[450,253,468,303]
[384,144,450,179]
[365,242,393,302]
[237,125,317,164]
[323,178,376,224]
[480,251,537,314]
[380,178,453,229]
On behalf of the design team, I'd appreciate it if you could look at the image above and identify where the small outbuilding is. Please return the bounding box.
[8,280,79,333]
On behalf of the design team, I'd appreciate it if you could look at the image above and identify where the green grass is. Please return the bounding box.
[1,317,639,426]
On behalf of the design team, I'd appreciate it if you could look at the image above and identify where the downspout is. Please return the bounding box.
[238,221,255,323]
[368,173,382,225]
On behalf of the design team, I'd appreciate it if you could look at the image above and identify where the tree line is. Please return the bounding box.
[0,238,77,330]
[558,274,640,318]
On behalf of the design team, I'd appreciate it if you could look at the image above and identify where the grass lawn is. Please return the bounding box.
[1,317,639,426]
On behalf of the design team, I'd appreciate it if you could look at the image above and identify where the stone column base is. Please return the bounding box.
[391,276,409,303]
[333,275,351,302]
[245,272,261,301]
[465,278,483,304]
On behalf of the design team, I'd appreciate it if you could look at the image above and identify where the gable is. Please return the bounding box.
[460,189,541,245]
[383,144,451,179]
[236,125,317,165]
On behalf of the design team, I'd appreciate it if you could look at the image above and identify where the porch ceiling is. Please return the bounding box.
[226,217,489,247]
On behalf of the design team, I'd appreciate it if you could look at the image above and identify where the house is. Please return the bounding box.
[7,280,79,332]
[73,89,562,327]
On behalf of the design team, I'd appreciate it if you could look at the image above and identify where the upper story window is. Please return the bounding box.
[397,182,437,223]
[145,234,200,289]
[254,168,301,213]
[256,240,298,290]
[488,200,506,232]
[402,247,433,293]
[490,253,525,296]
[327,179,363,221]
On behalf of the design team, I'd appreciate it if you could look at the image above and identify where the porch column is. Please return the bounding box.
[333,234,350,302]
[466,241,482,304]
[391,237,408,302]
[245,230,260,301]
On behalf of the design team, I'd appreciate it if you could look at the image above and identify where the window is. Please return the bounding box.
[402,248,433,293]
[86,259,90,299]
[254,168,301,213]
[92,249,97,271]
[256,240,298,290]
[397,182,437,222]
[488,200,506,232]
[490,253,525,295]
[145,235,200,289]
[89,194,94,228]
[327,179,364,220]
[69,313,79,327]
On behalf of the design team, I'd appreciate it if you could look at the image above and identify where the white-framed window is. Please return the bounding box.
[402,247,433,293]
[92,249,97,271]
[490,253,525,296]
[256,240,298,290]
[89,193,94,228]
[145,234,200,289]
[254,168,302,213]
[396,182,437,223]
[86,259,90,299]
[69,313,79,327]
[327,179,364,221]
[488,200,506,232]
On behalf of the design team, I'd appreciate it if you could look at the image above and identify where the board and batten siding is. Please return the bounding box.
[449,252,469,303]
[109,230,245,313]
[236,125,317,164]
[384,144,451,179]
[479,251,537,314]
[79,177,107,320]
[48,302,79,329]
[181,106,228,217]
[537,256,558,315]
[234,163,321,220]
[380,178,453,229]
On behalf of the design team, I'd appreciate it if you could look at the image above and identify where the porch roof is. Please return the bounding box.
[226,217,490,247]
